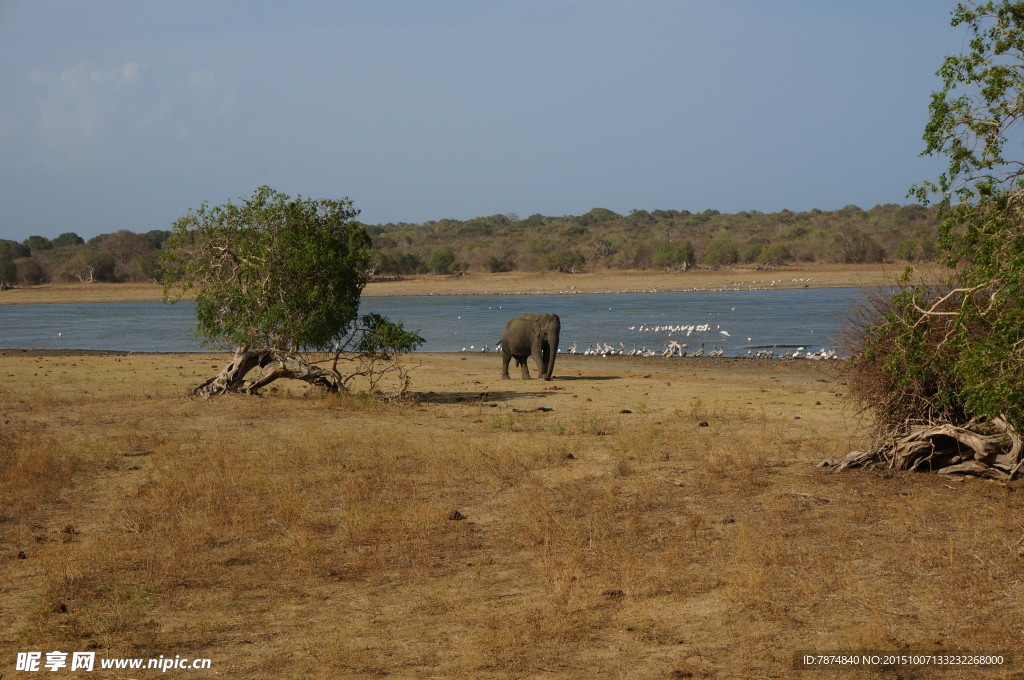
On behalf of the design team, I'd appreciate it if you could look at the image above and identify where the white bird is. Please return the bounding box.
[719,330,731,337]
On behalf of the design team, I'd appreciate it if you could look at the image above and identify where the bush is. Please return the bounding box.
[652,241,694,270]
[540,249,586,273]
[483,252,515,273]
[427,247,457,274]
[758,244,793,266]
[702,237,738,266]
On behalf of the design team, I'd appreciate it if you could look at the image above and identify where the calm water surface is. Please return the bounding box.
[0,288,867,356]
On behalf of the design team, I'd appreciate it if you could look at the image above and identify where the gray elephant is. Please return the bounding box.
[500,313,561,380]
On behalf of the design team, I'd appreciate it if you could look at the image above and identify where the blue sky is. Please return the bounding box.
[0,1,965,242]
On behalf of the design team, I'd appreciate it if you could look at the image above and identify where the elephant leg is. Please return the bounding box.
[520,357,532,379]
[538,346,550,380]
[501,352,512,379]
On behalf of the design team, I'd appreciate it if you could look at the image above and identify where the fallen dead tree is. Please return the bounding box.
[191,348,342,399]
[823,417,1024,481]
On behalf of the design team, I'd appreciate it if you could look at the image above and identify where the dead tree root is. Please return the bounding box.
[822,417,1023,481]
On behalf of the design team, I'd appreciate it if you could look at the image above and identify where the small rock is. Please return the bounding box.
[448,510,466,521]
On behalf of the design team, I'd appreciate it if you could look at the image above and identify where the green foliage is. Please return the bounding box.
[739,242,763,263]
[651,240,694,269]
[349,313,425,357]
[848,1,1024,432]
[427,247,458,274]
[758,244,793,266]
[0,256,16,288]
[51,232,85,248]
[483,251,515,273]
[59,249,115,283]
[22,235,52,252]
[702,237,738,266]
[0,240,30,260]
[162,186,372,352]
[375,251,425,275]
[540,248,586,273]
[143,229,172,249]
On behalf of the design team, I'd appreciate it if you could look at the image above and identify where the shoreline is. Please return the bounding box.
[0,263,911,305]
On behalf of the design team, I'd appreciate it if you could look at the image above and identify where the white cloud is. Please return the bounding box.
[26,61,148,167]
[186,69,218,89]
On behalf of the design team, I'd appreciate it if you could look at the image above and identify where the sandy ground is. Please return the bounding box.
[0,263,908,305]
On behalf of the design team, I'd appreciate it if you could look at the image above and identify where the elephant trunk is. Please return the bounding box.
[543,324,559,380]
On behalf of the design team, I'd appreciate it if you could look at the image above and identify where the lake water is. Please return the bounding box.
[0,288,868,356]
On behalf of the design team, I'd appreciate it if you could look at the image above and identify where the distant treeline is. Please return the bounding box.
[0,203,938,288]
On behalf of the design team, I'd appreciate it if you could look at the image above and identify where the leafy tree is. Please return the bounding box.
[136,251,164,282]
[0,240,30,260]
[483,250,515,273]
[838,1,1024,479]
[739,242,764,263]
[59,249,115,283]
[427,247,457,274]
[374,251,426,276]
[15,257,47,284]
[589,238,618,263]
[540,248,586,273]
[0,256,16,289]
[652,241,694,270]
[96,230,155,279]
[22,235,52,252]
[162,186,422,398]
[143,229,172,249]
[51,232,85,248]
[757,244,793,266]
[701,237,738,266]
[825,228,885,263]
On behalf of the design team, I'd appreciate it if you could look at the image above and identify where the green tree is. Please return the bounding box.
[22,235,52,252]
[739,242,764,263]
[143,229,172,249]
[96,230,155,280]
[51,232,85,248]
[0,256,16,289]
[540,248,586,273]
[701,237,738,266]
[162,186,422,398]
[427,247,457,274]
[839,1,1024,478]
[651,241,694,270]
[757,244,793,266]
[483,250,515,273]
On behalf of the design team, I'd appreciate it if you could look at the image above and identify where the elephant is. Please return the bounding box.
[500,313,561,380]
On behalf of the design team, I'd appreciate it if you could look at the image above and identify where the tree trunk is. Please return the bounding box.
[191,348,342,399]
[823,417,1023,480]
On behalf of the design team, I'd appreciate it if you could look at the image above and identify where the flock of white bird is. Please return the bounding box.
[474,339,841,359]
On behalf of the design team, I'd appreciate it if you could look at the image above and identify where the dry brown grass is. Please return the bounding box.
[0,263,898,305]
[2,350,1023,678]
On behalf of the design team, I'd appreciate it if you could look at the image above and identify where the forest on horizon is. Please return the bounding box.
[0,202,939,288]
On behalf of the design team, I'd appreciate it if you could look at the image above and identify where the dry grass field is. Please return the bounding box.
[2,348,1023,679]
[0,263,901,305]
